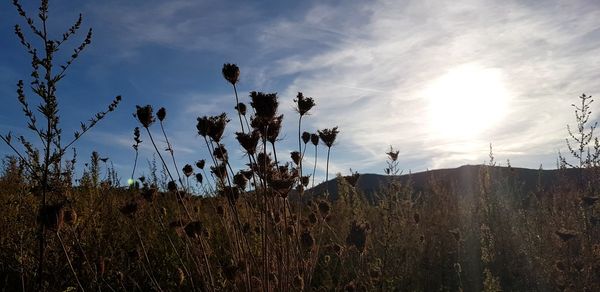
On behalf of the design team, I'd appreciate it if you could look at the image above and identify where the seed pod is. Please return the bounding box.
[302,131,311,144]
[222,63,240,85]
[157,107,166,121]
[135,105,155,128]
[182,164,194,177]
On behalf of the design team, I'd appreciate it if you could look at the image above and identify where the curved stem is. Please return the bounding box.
[160,121,184,189]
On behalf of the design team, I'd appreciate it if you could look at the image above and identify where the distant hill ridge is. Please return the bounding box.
[303,164,586,201]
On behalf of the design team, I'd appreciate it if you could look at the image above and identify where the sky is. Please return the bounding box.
[1,0,600,185]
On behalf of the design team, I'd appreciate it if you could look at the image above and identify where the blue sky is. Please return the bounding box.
[2,0,600,184]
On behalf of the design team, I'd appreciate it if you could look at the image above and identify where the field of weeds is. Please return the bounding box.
[1,1,600,291]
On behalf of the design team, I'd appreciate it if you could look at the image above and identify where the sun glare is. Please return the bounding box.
[426,63,510,139]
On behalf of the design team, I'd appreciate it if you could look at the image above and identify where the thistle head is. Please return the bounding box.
[196,159,205,169]
[294,92,315,116]
[222,63,240,85]
[318,126,339,148]
[135,105,155,128]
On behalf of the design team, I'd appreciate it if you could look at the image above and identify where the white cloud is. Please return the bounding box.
[251,0,600,172]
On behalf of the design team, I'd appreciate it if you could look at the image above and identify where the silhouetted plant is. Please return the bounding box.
[318,127,339,182]
[562,94,598,169]
[0,1,122,288]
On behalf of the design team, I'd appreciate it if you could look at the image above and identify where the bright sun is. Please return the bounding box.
[426,63,510,139]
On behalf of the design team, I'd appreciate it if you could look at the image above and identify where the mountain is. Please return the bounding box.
[301,164,588,201]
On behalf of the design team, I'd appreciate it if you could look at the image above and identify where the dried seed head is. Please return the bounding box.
[196,116,210,137]
[236,130,260,155]
[208,113,229,142]
[301,176,310,187]
[222,63,240,85]
[196,159,205,169]
[318,127,339,148]
[270,177,296,198]
[235,102,247,116]
[241,169,254,179]
[266,115,283,144]
[135,105,155,128]
[195,173,203,184]
[302,131,311,144]
[318,200,331,218]
[294,92,316,116]
[182,164,194,177]
[211,163,228,182]
[196,113,230,142]
[234,172,248,190]
[310,133,319,146]
[250,91,278,121]
[346,220,369,253]
[213,144,228,161]
[157,107,166,121]
[291,151,301,165]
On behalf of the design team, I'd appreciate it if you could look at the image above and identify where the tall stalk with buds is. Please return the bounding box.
[1,1,122,288]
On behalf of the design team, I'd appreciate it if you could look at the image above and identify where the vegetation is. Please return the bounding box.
[1,1,599,291]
